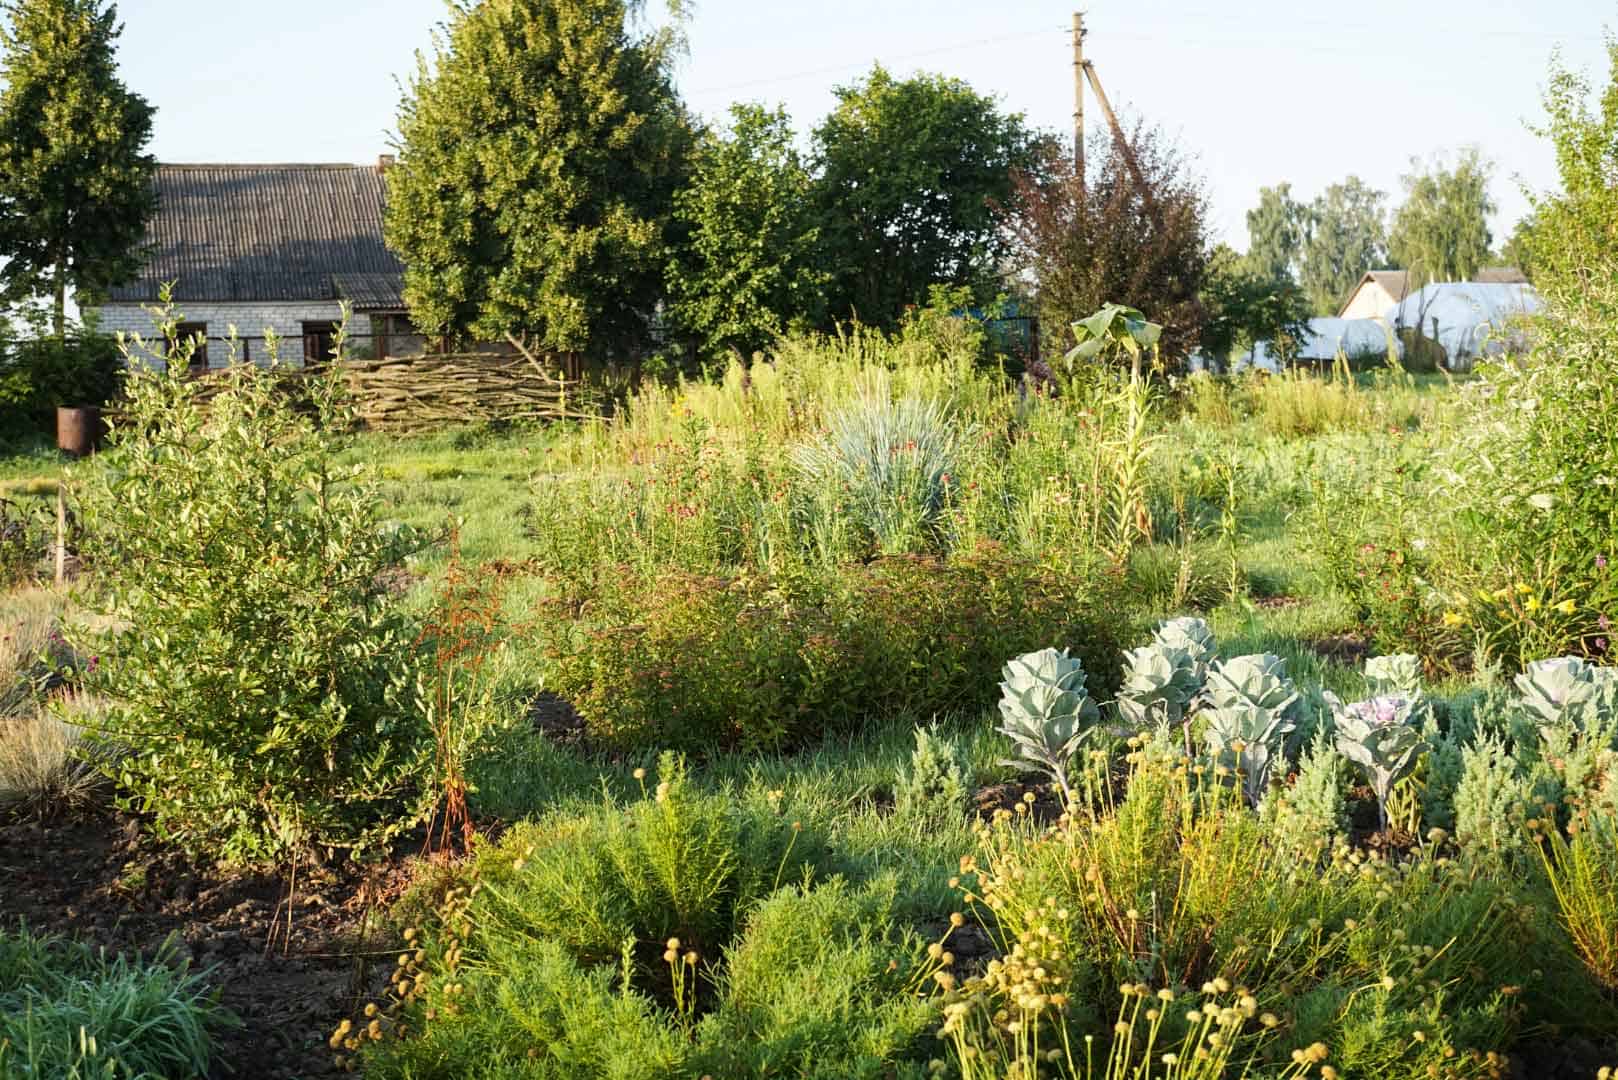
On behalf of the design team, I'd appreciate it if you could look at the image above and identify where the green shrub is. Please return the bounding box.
[894,723,970,821]
[545,549,1124,753]
[474,755,829,965]
[1453,733,1535,861]
[72,328,431,863]
[1428,43,1618,666]
[0,927,230,1079]
[0,312,123,435]
[358,759,942,1079]
[949,748,1553,1078]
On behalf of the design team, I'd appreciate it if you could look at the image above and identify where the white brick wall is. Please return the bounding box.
[93,301,380,368]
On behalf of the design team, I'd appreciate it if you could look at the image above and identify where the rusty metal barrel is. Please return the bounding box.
[56,406,102,457]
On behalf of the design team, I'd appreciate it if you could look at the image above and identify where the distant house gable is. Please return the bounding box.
[108,161,403,309]
[1337,270,1413,320]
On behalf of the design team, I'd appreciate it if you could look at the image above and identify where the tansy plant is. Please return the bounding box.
[997,647,1100,804]
[1200,654,1300,806]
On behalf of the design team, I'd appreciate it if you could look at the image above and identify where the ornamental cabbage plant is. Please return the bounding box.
[997,648,1100,803]
[1326,692,1427,831]
[1201,653,1300,806]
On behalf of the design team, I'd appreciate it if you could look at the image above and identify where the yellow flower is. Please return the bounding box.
[1442,611,1466,628]
[1555,599,1577,615]
[1517,583,1533,595]
[1525,598,1541,612]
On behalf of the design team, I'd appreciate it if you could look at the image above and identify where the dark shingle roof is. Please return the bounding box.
[107,163,404,305]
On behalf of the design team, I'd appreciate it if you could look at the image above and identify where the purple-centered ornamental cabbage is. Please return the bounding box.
[1326,692,1427,831]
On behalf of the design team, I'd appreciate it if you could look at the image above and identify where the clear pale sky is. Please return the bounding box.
[116,0,1617,250]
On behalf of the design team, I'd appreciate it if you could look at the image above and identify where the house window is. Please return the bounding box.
[302,321,341,367]
[170,322,208,372]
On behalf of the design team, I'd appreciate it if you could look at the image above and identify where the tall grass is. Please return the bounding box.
[0,587,107,813]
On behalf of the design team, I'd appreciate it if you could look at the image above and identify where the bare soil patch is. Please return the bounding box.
[0,810,419,1079]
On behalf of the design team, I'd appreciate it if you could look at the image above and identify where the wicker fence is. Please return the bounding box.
[188,347,601,432]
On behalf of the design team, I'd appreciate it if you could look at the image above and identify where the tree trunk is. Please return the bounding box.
[53,258,67,346]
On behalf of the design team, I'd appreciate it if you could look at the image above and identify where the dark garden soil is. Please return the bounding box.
[1308,632,1372,666]
[0,809,425,1079]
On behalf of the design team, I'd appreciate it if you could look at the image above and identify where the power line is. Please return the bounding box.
[685,24,1069,96]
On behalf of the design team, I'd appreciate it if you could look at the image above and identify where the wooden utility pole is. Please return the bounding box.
[1081,60,1161,227]
[1072,11,1085,181]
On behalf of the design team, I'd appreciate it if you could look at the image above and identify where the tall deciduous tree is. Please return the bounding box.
[1388,149,1495,287]
[1244,183,1308,285]
[0,0,155,343]
[665,104,827,361]
[1004,124,1209,367]
[1299,176,1387,315]
[1527,37,1618,301]
[811,66,1038,329]
[1199,244,1312,366]
[386,0,692,358]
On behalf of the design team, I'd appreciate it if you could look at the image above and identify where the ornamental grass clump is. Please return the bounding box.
[1200,654,1300,806]
[792,393,963,555]
[997,647,1101,803]
[0,927,231,1080]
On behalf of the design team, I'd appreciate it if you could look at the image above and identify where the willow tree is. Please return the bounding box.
[385,0,692,359]
[0,0,156,343]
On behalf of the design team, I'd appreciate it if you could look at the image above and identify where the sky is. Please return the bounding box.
[116,0,1618,251]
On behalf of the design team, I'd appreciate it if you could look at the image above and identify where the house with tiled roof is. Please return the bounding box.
[92,158,423,368]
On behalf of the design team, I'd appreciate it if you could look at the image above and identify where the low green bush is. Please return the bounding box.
[0,313,123,436]
[72,325,431,864]
[0,926,230,1079]
[543,548,1126,753]
[355,756,945,1079]
[948,744,1575,1078]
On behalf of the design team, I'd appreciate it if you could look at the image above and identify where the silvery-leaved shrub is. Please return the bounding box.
[1364,653,1424,699]
[792,394,961,555]
[997,647,1100,802]
[1153,616,1217,682]
[1325,692,1427,831]
[1454,733,1534,861]
[1200,653,1300,806]
[1264,729,1347,860]
[894,723,970,820]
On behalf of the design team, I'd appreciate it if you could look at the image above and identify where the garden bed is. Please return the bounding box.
[0,810,417,1080]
